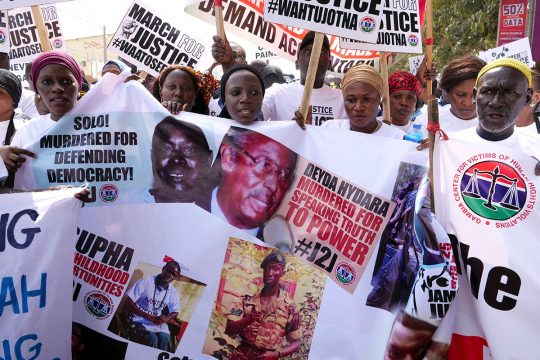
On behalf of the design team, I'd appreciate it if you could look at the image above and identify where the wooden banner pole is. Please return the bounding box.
[425,0,437,213]
[380,52,391,124]
[31,6,52,52]
[214,0,225,41]
[299,32,324,126]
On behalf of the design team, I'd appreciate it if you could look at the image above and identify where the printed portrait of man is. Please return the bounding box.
[225,251,301,359]
[148,116,215,210]
[122,260,182,351]
[211,127,297,239]
[384,311,437,360]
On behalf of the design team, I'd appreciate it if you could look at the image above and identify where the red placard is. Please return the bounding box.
[497,0,528,46]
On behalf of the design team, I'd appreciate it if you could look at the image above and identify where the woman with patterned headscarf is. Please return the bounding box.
[387,70,422,133]
[321,64,405,139]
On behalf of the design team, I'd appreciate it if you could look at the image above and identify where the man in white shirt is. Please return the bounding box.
[124,261,181,351]
[262,31,347,125]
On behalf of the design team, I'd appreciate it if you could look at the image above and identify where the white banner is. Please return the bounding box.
[434,132,540,359]
[0,0,71,11]
[340,0,423,54]
[0,187,82,360]
[108,0,210,77]
[10,74,457,359]
[7,4,65,65]
[478,37,535,68]
[263,0,384,43]
[250,45,277,61]
[185,0,385,74]
[408,54,424,75]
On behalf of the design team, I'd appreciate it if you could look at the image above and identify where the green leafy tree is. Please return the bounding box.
[433,0,499,66]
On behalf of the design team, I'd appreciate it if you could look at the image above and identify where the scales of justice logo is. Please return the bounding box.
[460,161,527,221]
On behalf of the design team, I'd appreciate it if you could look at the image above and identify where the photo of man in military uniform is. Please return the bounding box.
[224,251,301,359]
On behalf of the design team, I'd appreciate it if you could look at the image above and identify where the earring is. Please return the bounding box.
[530,102,536,108]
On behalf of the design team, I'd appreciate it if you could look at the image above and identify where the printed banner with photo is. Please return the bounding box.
[433,134,540,359]
[0,188,82,360]
[263,0,384,43]
[11,74,457,358]
[108,0,210,77]
[5,4,65,64]
[185,0,388,74]
[340,0,423,54]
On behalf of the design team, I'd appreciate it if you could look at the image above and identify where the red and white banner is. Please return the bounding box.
[434,131,540,359]
[185,0,388,73]
[497,0,528,46]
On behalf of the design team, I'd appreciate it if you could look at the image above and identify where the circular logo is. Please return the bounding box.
[335,263,356,285]
[84,291,113,319]
[0,31,6,45]
[460,160,527,221]
[99,184,119,203]
[52,38,63,49]
[408,35,419,46]
[359,17,376,33]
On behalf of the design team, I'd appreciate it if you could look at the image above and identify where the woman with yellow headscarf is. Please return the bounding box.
[322,65,405,139]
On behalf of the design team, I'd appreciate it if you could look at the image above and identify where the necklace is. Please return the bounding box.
[152,278,168,316]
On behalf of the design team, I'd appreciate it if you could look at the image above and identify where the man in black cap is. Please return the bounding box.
[0,69,22,145]
[225,250,301,359]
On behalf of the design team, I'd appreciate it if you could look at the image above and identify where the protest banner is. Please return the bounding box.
[0,188,82,360]
[0,0,71,10]
[9,61,27,82]
[496,0,528,46]
[185,0,387,74]
[12,74,456,358]
[433,133,540,359]
[7,3,64,64]
[0,10,9,53]
[478,37,534,68]
[263,0,384,43]
[251,45,277,60]
[408,54,424,75]
[340,0,423,54]
[108,0,209,77]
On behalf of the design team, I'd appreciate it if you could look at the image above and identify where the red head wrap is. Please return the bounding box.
[388,71,421,97]
[31,50,83,91]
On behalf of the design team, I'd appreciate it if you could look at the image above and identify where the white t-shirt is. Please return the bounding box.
[208,97,221,117]
[392,122,413,133]
[0,120,9,145]
[0,160,6,180]
[262,81,347,125]
[416,104,477,134]
[516,122,539,136]
[18,88,38,119]
[450,127,540,159]
[322,119,405,139]
[10,114,56,148]
[127,276,180,334]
